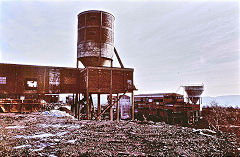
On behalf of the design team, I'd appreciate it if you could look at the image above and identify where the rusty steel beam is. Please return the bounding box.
[114,48,124,68]
[97,94,101,120]
[96,91,127,120]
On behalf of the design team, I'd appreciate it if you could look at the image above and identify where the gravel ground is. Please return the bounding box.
[0,112,239,156]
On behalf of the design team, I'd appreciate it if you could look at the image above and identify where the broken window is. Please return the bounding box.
[49,68,60,93]
[0,77,6,84]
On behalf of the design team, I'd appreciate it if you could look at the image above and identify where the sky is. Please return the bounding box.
[0,0,239,97]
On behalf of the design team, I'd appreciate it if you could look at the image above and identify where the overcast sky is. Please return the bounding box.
[0,0,239,97]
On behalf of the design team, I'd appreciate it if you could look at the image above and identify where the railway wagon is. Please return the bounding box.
[0,63,80,112]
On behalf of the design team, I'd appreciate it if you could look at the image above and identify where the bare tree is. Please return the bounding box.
[203,100,227,132]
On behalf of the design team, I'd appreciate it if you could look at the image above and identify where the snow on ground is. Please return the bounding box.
[14,132,69,139]
[42,110,75,119]
[39,123,81,129]
[66,139,77,144]
[61,105,71,110]
[5,125,25,129]
[13,144,31,149]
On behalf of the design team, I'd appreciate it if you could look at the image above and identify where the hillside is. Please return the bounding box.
[202,95,240,108]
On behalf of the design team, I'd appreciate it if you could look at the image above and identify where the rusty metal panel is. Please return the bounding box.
[112,70,124,93]
[60,68,79,93]
[80,67,134,94]
[0,64,17,94]
[88,68,99,91]
[79,69,87,93]
[99,69,111,91]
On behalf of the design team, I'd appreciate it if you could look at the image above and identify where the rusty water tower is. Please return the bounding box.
[77,10,115,67]
[183,84,204,104]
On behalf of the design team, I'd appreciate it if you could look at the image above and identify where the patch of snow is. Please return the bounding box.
[67,139,77,143]
[152,125,163,128]
[42,110,75,119]
[193,129,216,134]
[199,132,215,138]
[32,148,44,152]
[13,144,31,149]
[56,131,68,136]
[54,139,60,142]
[62,105,71,110]
[31,133,55,138]
[39,124,62,128]
[68,125,81,129]
[14,135,27,139]
[238,148,240,151]
[49,154,58,157]
[14,132,67,139]
[202,129,216,134]
[5,125,25,129]
[39,123,81,129]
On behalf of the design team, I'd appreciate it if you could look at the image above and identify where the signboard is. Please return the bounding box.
[24,78,37,90]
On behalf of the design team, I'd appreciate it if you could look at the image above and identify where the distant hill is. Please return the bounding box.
[202,95,240,108]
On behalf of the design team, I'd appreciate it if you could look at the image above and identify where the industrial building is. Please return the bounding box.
[0,10,136,121]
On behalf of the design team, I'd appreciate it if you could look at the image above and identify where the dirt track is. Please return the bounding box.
[0,112,239,156]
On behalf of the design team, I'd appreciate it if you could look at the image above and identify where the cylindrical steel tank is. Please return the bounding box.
[77,10,114,67]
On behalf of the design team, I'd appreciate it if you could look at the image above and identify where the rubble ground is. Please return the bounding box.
[0,112,239,156]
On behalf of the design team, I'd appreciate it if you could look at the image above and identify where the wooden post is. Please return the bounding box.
[110,95,113,121]
[116,93,119,121]
[131,91,134,120]
[89,94,92,119]
[109,69,113,121]
[97,94,101,120]
[76,93,79,119]
[86,92,90,120]
[78,93,80,120]
[86,68,91,120]
[73,93,75,117]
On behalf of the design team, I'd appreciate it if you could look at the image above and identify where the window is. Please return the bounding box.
[0,77,6,84]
